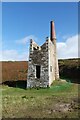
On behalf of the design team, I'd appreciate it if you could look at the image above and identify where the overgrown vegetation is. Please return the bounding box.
[0,59,79,118]
[2,61,28,83]
[59,58,80,83]
[1,58,80,85]
[1,80,79,118]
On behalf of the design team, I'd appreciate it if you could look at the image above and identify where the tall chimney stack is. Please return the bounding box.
[50,21,56,41]
[50,20,59,80]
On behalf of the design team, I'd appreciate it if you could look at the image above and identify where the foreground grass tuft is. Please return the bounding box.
[1,80,79,118]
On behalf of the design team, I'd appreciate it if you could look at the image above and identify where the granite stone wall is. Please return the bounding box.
[27,39,49,88]
[27,37,59,88]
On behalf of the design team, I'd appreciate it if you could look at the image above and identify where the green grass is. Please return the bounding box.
[1,80,79,118]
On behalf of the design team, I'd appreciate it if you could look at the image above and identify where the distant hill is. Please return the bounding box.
[0,58,80,84]
[1,61,28,83]
[59,58,79,83]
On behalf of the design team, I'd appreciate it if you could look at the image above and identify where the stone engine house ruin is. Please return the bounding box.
[27,21,59,88]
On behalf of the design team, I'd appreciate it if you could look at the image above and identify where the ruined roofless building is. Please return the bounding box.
[27,21,59,88]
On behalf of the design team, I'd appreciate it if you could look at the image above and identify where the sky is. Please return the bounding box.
[1,2,78,61]
[1,0,79,2]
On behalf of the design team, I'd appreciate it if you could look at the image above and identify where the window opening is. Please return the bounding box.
[50,66,52,72]
[36,65,40,78]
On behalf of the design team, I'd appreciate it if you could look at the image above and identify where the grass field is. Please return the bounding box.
[1,80,79,118]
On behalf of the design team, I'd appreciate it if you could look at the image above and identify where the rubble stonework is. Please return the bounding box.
[27,21,59,88]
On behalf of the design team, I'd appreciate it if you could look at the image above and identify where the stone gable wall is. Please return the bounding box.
[27,38,59,88]
[27,39,49,88]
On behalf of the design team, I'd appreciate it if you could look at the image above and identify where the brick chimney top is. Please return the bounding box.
[50,21,56,41]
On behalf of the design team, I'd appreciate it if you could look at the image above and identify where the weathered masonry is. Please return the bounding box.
[27,21,59,88]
